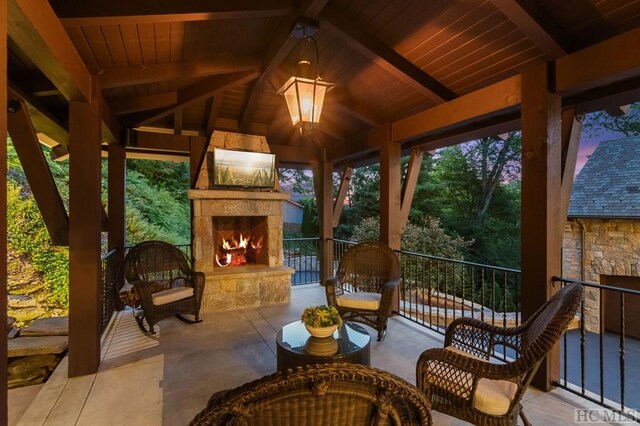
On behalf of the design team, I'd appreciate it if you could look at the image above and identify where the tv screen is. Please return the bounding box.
[211,148,276,189]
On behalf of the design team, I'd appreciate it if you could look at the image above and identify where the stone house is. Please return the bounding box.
[562,136,640,335]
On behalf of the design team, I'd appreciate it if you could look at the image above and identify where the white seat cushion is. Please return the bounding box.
[426,346,518,416]
[336,292,381,310]
[152,287,194,306]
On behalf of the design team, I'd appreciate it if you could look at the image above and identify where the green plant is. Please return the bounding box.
[301,305,342,328]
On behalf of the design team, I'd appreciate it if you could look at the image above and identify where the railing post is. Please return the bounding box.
[521,62,563,391]
[108,143,126,309]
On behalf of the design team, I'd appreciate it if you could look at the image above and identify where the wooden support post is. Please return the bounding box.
[559,108,584,221]
[380,139,402,250]
[190,136,208,188]
[7,96,69,245]
[108,143,126,306]
[521,63,562,391]
[0,1,9,422]
[332,166,352,227]
[68,83,102,377]
[400,148,423,231]
[313,151,334,283]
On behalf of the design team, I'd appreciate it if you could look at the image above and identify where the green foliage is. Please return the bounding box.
[584,102,640,137]
[301,305,342,327]
[300,198,319,237]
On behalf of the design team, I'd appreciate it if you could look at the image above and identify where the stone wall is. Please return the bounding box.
[562,218,640,332]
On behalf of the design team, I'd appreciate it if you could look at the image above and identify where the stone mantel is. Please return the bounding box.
[188,189,290,201]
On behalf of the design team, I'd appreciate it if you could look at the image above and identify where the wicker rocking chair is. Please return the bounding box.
[191,363,432,425]
[123,241,204,334]
[324,241,401,341]
[416,283,583,426]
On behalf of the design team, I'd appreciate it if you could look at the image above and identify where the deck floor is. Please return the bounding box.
[11,284,622,425]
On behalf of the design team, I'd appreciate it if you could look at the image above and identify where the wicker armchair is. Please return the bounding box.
[123,241,204,334]
[416,283,583,426]
[191,363,432,425]
[324,241,401,341]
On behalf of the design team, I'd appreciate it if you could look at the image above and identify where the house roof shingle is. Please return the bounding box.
[568,136,640,219]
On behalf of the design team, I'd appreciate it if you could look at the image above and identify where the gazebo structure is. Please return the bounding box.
[1,0,639,422]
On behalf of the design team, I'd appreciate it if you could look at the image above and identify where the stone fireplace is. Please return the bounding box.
[189,131,293,312]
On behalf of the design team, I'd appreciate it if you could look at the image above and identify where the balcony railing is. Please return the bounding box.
[100,249,118,334]
[553,276,640,423]
[283,238,320,286]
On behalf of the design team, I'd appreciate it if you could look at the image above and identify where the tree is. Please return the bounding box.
[279,168,314,198]
[583,103,640,137]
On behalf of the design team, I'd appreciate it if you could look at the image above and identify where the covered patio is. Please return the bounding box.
[10,285,608,425]
[1,0,640,424]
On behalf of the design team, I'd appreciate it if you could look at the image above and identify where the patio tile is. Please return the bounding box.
[8,383,43,426]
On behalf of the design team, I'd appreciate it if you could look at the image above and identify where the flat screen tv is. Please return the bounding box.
[211,148,276,189]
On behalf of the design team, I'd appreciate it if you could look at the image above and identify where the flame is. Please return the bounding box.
[215,253,232,268]
[251,235,264,250]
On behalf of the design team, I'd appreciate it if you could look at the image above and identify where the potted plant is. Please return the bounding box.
[301,305,342,338]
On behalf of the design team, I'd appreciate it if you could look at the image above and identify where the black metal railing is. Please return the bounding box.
[100,249,118,333]
[554,276,640,423]
[283,238,320,286]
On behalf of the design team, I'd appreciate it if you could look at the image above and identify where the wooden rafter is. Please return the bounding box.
[50,0,296,26]
[400,148,423,230]
[111,93,178,115]
[205,92,224,135]
[100,56,260,89]
[7,97,69,245]
[8,0,91,102]
[489,0,568,58]
[559,107,583,220]
[124,70,259,127]
[320,8,457,102]
[239,0,330,131]
[332,166,352,227]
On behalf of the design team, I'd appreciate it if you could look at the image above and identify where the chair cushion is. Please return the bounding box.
[152,287,194,306]
[430,346,518,416]
[336,292,381,310]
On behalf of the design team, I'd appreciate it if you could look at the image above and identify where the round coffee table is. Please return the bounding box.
[276,321,371,371]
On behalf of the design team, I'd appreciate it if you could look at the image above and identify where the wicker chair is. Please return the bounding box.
[324,241,401,341]
[191,363,432,425]
[123,241,204,334]
[416,283,583,426]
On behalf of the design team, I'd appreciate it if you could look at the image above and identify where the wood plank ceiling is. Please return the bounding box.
[7,0,640,157]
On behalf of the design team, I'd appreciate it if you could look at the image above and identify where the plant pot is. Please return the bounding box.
[304,323,338,338]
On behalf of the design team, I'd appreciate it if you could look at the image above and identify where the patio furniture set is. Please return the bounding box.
[122,241,583,426]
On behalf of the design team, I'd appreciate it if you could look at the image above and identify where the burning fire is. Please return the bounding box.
[215,234,264,268]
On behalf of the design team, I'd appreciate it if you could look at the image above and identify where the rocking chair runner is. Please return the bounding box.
[416,283,583,426]
[123,241,204,334]
[324,241,401,341]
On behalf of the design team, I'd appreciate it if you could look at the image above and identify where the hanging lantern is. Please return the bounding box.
[277,23,334,130]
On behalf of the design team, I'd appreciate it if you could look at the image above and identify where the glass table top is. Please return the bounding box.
[276,321,370,357]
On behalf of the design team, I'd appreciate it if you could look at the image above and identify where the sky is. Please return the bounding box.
[575,119,629,175]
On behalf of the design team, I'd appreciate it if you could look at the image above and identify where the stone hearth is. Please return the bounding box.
[189,131,293,312]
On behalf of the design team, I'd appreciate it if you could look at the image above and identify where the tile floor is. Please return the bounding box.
[11,284,623,425]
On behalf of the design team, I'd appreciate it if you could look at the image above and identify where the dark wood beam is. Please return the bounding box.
[520,62,562,391]
[605,104,631,117]
[7,98,69,245]
[560,108,583,221]
[100,56,259,88]
[101,96,119,144]
[489,0,568,58]
[321,7,457,101]
[50,0,296,26]
[380,138,402,250]
[205,92,224,135]
[126,70,259,127]
[127,130,193,152]
[8,0,91,102]
[269,143,321,167]
[332,166,352,227]
[326,89,382,127]
[216,117,270,136]
[391,75,521,142]
[239,0,330,131]
[111,92,177,115]
[556,27,640,96]
[107,144,126,308]
[68,96,102,377]
[312,151,334,283]
[174,110,183,135]
[400,148,423,231]
[190,137,208,188]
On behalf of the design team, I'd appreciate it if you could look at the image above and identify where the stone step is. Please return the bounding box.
[8,336,68,357]
[20,317,69,337]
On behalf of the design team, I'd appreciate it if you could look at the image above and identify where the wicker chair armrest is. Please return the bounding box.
[444,317,525,357]
[379,278,400,315]
[323,277,344,307]
[130,280,156,308]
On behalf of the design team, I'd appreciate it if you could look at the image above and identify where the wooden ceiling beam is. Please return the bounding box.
[239,0,330,131]
[556,27,640,96]
[100,56,260,88]
[8,0,92,102]
[489,0,569,58]
[391,75,521,143]
[124,70,259,127]
[216,117,270,136]
[110,92,178,115]
[205,92,224,135]
[50,0,296,26]
[320,8,457,102]
[7,97,69,246]
[101,97,119,144]
[269,143,321,166]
